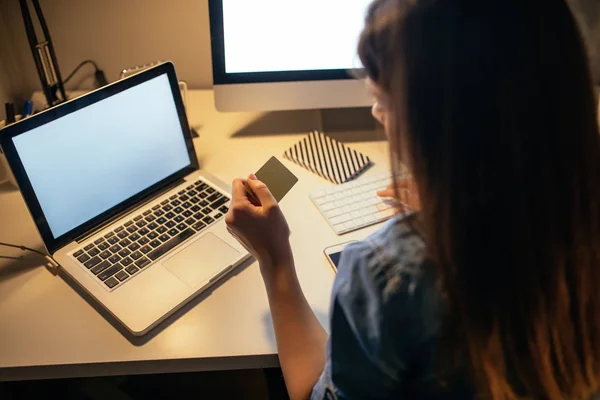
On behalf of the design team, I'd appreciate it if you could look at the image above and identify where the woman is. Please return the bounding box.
[226,0,600,398]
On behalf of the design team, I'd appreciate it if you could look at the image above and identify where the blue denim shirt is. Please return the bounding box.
[311,215,472,399]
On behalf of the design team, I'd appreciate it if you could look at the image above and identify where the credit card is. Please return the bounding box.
[246,156,298,202]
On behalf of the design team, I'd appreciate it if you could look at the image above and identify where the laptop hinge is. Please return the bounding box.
[75,178,186,244]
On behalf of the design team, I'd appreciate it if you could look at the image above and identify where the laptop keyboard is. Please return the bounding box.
[71,179,230,290]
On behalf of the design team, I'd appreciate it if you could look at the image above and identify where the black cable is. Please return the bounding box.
[63,59,100,85]
[0,255,23,261]
[0,241,49,258]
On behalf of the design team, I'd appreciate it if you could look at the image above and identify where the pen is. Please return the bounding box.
[22,100,33,118]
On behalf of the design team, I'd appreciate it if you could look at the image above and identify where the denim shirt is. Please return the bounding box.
[311,215,472,399]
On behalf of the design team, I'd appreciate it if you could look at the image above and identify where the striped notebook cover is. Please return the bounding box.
[283,131,372,184]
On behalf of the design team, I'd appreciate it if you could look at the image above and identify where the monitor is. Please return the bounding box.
[209,0,373,112]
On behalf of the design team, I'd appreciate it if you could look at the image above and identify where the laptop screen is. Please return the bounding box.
[12,73,192,238]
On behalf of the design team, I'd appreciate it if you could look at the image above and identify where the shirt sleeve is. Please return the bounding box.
[311,229,436,400]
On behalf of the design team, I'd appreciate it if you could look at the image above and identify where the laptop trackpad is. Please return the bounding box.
[162,233,240,288]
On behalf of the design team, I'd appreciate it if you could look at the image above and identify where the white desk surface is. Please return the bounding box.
[0,90,389,381]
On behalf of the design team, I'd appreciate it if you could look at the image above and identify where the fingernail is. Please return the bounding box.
[249,174,257,180]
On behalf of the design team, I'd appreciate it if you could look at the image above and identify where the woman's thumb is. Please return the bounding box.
[246,177,276,206]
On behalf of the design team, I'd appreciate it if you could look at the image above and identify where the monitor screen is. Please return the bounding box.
[12,73,191,238]
[222,0,372,74]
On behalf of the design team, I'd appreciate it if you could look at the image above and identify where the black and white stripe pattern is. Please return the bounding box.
[284,131,372,184]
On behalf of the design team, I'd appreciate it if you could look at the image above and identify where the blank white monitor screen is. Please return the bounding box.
[13,74,191,238]
[223,0,373,73]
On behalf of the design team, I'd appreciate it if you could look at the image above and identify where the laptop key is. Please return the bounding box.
[104,232,115,239]
[98,242,110,251]
[130,251,142,260]
[157,226,167,234]
[180,195,189,201]
[77,254,91,263]
[202,207,212,215]
[91,260,111,275]
[84,256,102,269]
[136,258,151,269]
[128,243,140,251]
[98,264,122,281]
[152,204,161,211]
[186,185,194,190]
[206,187,215,194]
[185,218,196,226]
[199,192,208,199]
[138,227,150,235]
[178,190,185,195]
[109,254,121,264]
[109,244,121,253]
[150,240,162,248]
[182,202,192,209]
[121,257,133,266]
[73,249,84,258]
[159,234,170,243]
[147,232,158,240]
[168,228,179,236]
[188,190,197,197]
[130,233,141,241]
[210,197,229,210]
[104,277,119,289]
[166,221,176,228]
[161,199,169,205]
[124,221,134,227]
[197,183,208,190]
[99,251,111,260]
[147,222,159,230]
[203,216,214,225]
[134,215,143,221]
[154,210,165,217]
[84,244,94,251]
[172,200,181,207]
[213,213,223,220]
[94,238,105,245]
[175,216,184,223]
[118,249,131,257]
[140,245,152,254]
[174,207,183,214]
[199,200,209,207]
[163,205,173,211]
[145,215,156,222]
[139,237,150,245]
[169,195,177,200]
[191,205,201,212]
[207,193,222,203]
[177,223,188,231]
[118,231,128,239]
[165,212,176,219]
[126,225,137,233]
[125,265,139,275]
[193,212,203,220]
[114,226,124,233]
[88,248,100,257]
[156,217,167,225]
[183,210,193,218]
[219,206,229,214]
[148,228,195,261]
[143,210,152,216]
[119,238,131,247]
[115,271,129,282]
[192,221,206,231]
[136,220,147,228]
[190,198,200,205]
[108,236,119,245]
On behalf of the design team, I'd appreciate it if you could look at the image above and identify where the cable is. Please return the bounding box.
[0,241,48,258]
[63,60,99,84]
[0,241,60,274]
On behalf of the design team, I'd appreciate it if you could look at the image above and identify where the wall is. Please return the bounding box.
[0,0,213,105]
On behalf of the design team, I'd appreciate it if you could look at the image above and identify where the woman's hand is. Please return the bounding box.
[225,174,293,272]
[377,177,421,211]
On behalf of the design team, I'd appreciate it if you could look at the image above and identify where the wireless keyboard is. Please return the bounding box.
[310,171,409,235]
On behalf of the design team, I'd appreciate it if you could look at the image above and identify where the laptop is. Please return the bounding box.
[0,62,249,336]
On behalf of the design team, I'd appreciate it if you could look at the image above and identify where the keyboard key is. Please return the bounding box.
[207,192,222,203]
[138,227,150,236]
[147,222,159,230]
[114,226,124,233]
[99,251,112,260]
[73,249,84,258]
[118,231,128,239]
[210,197,229,210]
[128,243,140,251]
[104,232,115,239]
[186,185,193,190]
[154,209,165,217]
[156,217,167,225]
[178,190,185,195]
[115,271,129,282]
[203,216,214,225]
[129,233,141,241]
[98,264,122,281]
[133,215,143,222]
[164,205,173,212]
[143,210,152,216]
[140,245,153,254]
[98,242,110,251]
[148,232,159,240]
[190,197,200,204]
[183,210,193,218]
[130,251,142,260]
[148,228,195,261]
[104,277,119,289]
[135,257,151,269]
[121,257,133,266]
[77,254,90,263]
[197,183,208,190]
[180,195,189,201]
[202,207,212,215]
[165,212,176,219]
[108,236,119,245]
[159,234,170,242]
[193,212,203,220]
[199,200,209,207]
[109,244,121,253]
[192,221,206,231]
[174,207,183,214]
[138,237,150,246]
[136,220,147,228]
[126,225,137,233]
[219,206,229,214]
[206,187,215,194]
[213,213,223,219]
[170,195,177,200]
[109,254,121,264]
[119,238,131,247]
[150,240,162,249]
[125,265,139,275]
[188,190,197,196]
[152,204,161,211]
[166,221,176,228]
[145,215,156,222]
[124,220,134,227]
[168,228,179,236]
[118,249,131,257]
[84,256,102,269]
[84,244,94,251]
[157,226,167,234]
[175,215,184,223]
[177,223,188,231]
[199,192,208,199]
[191,205,201,212]
[172,200,181,207]
[94,238,105,245]
[161,199,169,205]
[88,248,100,257]
[91,260,111,275]
[185,218,196,226]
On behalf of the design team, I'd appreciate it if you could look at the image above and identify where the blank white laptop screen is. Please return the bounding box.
[13,74,191,238]
[222,0,373,73]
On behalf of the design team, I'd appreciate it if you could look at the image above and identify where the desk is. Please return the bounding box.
[0,90,389,381]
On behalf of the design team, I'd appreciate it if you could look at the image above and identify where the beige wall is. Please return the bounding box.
[0,0,213,111]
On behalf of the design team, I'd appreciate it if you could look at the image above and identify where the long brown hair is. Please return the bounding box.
[358,0,600,398]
